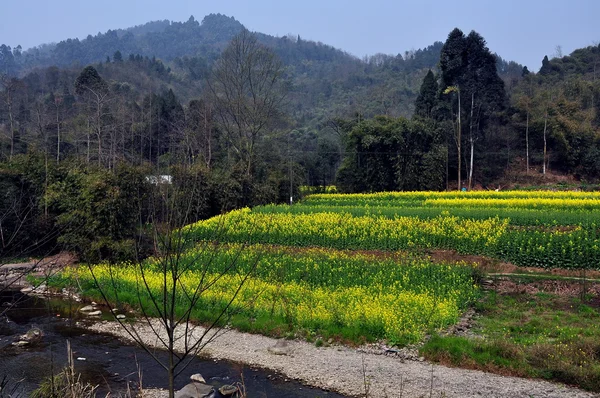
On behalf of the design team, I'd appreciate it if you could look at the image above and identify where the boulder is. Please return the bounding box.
[12,327,43,347]
[267,340,292,356]
[218,385,239,396]
[79,305,95,312]
[190,373,206,383]
[175,382,214,398]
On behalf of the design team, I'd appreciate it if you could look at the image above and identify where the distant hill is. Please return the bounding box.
[0,14,490,123]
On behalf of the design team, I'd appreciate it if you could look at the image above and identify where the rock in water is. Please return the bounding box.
[190,373,206,383]
[219,384,239,396]
[12,327,43,347]
[175,382,214,398]
[79,305,95,312]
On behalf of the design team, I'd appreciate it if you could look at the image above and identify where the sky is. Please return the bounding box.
[1,0,598,71]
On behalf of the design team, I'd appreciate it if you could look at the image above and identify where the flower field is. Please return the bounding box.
[56,189,600,346]
[55,244,477,344]
[188,192,600,269]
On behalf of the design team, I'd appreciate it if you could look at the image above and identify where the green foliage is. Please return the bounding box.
[54,244,477,345]
[422,288,600,392]
[45,163,150,262]
[336,116,446,192]
[74,66,108,96]
[0,153,57,257]
[414,69,439,119]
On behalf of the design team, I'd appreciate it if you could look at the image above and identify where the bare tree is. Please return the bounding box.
[0,76,23,160]
[75,66,111,166]
[88,183,259,398]
[208,29,287,176]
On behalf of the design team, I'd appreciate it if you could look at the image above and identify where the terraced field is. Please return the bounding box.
[53,190,600,392]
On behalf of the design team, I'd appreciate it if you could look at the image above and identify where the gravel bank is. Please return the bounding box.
[90,320,598,398]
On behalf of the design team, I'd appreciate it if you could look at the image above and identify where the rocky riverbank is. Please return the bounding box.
[90,320,598,398]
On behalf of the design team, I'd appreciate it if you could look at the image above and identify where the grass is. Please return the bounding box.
[421,280,600,392]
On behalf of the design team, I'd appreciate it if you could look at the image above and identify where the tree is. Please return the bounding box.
[113,50,123,63]
[336,116,445,192]
[439,29,506,189]
[86,181,258,398]
[208,29,287,176]
[187,98,217,169]
[539,55,552,76]
[0,75,24,160]
[414,70,438,119]
[443,85,462,190]
[75,66,110,165]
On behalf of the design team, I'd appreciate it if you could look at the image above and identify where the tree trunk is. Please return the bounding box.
[87,118,91,164]
[468,92,474,190]
[204,106,212,169]
[469,137,474,190]
[525,111,529,174]
[542,109,548,175]
[7,93,15,160]
[56,105,61,163]
[97,100,102,167]
[457,88,462,191]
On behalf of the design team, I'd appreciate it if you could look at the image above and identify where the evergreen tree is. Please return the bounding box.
[414,70,439,119]
[439,28,506,189]
[539,55,552,75]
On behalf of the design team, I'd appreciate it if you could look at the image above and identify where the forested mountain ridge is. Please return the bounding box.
[0,13,497,123]
[1,13,599,262]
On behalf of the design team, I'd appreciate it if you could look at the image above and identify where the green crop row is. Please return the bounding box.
[53,244,477,345]
[187,209,600,269]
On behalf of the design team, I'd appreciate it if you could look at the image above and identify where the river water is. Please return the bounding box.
[0,290,348,397]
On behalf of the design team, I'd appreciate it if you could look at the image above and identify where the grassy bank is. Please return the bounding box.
[421,275,600,391]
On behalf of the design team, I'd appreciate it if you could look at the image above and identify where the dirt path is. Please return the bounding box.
[89,320,598,398]
[0,252,76,289]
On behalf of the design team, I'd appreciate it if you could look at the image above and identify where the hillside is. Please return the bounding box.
[2,13,599,192]
[1,14,468,123]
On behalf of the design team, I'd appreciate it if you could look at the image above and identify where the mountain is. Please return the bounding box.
[1,14,454,121]
[12,14,595,191]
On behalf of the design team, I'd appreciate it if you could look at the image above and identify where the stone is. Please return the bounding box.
[87,310,102,316]
[79,305,95,312]
[175,382,214,398]
[218,385,238,396]
[116,314,126,320]
[16,327,43,346]
[20,287,33,293]
[267,340,292,356]
[190,373,206,383]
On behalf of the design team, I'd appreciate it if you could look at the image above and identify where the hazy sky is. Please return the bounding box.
[1,0,598,71]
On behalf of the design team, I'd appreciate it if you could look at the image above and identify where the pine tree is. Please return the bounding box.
[414,70,438,119]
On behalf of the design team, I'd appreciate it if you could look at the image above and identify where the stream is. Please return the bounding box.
[0,290,348,397]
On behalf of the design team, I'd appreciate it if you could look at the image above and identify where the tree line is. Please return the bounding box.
[334,29,600,192]
[0,29,299,262]
[2,23,600,261]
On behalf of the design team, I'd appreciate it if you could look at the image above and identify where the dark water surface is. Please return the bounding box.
[0,291,348,397]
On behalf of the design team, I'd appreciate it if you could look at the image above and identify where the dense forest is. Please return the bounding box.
[1,13,599,260]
